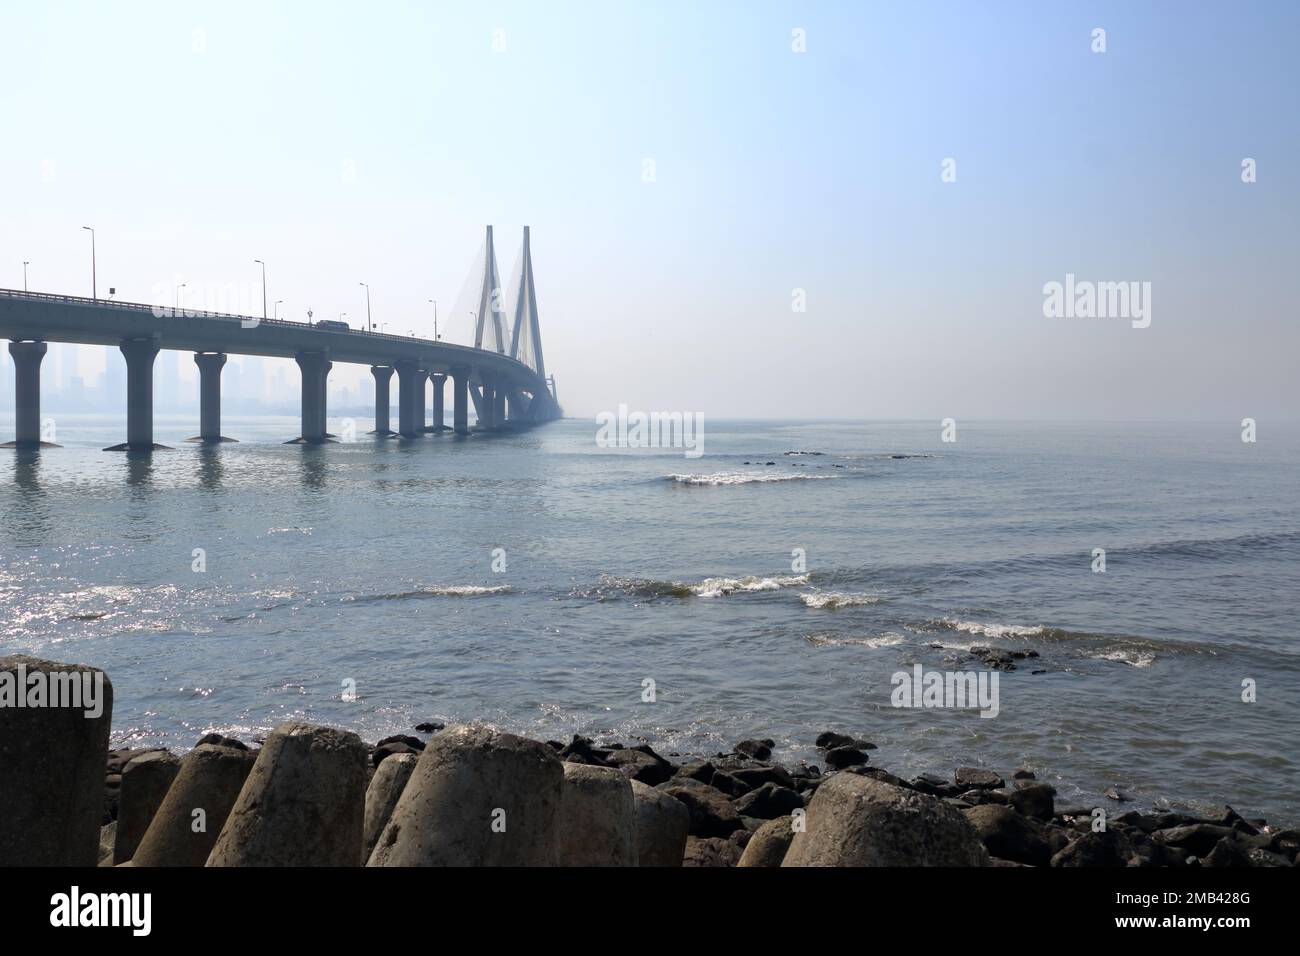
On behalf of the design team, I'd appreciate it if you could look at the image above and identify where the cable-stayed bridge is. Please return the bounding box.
[0,227,560,451]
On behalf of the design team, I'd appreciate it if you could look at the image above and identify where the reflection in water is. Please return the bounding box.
[195,446,224,490]
[124,450,155,489]
[296,446,328,490]
[6,449,51,541]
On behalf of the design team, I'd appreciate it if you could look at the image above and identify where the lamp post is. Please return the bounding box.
[359,282,372,331]
[175,282,187,315]
[275,299,283,321]
[253,259,267,321]
[22,261,29,292]
[82,226,96,299]
[429,299,439,339]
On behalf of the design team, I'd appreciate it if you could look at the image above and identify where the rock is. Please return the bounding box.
[955,767,1005,790]
[368,724,564,866]
[207,722,369,866]
[783,773,988,866]
[963,805,1051,866]
[734,739,773,761]
[815,731,856,750]
[731,765,796,790]
[558,734,606,764]
[824,747,869,770]
[853,767,912,790]
[630,780,689,866]
[604,745,674,785]
[1013,769,1036,780]
[414,721,445,733]
[1267,829,1300,860]
[1155,823,1235,858]
[194,733,248,750]
[376,734,425,751]
[1009,782,1056,822]
[362,752,417,860]
[1219,805,1260,836]
[131,743,256,866]
[683,835,742,867]
[672,760,715,785]
[372,741,421,766]
[558,763,637,866]
[114,750,181,864]
[1105,786,1128,802]
[656,779,743,837]
[1051,830,1133,867]
[0,655,115,866]
[737,816,796,867]
[733,782,803,820]
[98,821,117,866]
[707,770,751,797]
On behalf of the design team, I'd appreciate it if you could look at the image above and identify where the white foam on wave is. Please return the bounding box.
[1094,648,1156,668]
[939,618,1045,639]
[804,631,905,648]
[800,591,883,609]
[691,574,809,598]
[419,585,512,597]
[665,472,837,486]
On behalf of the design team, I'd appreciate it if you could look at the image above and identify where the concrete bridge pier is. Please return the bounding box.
[105,337,167,452]
[478,384,497,431]
[492,386,507,430]
[2,340,58,449]
[369,365,396,436]
[288,351,334,444]
[394,359,420,438]
[186,352,236,443]
[451,367,470,435]
[416,368,430,433]
[429,373,447,432]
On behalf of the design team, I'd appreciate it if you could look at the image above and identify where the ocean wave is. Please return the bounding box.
[664,472,837,486]
[692,574,809,597]
[799,591,882,609]
[1093,648,1157,668]
[580,573,809,600]
[936,618,1045,638]
[804,631,905,648]
[344,584,512,604]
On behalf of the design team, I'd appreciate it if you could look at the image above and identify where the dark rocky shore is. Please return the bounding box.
[4,655,1296,867]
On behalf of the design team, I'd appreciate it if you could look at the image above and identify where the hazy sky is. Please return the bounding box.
[1,1,1296,420]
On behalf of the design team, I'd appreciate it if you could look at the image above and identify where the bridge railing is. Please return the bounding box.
[0,286,537,371]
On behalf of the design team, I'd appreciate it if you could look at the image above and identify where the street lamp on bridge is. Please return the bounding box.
[81,226,96,299]
[275,299,284,321]
[253,259,267,321]
[175,282,186,315]
[429,299,439,340]
[359,282,372,331]
[22,261,29,292]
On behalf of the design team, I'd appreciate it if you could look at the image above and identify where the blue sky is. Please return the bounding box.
[1,0,1297,419]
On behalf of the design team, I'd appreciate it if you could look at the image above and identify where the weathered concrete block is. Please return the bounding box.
[558,763,637,866]
[783,772,989,866]
[368,724,564,866]
[115,750,181,864]
[131,744,255,866]
[363,752,417,860]
[631,779,689,866]
[0,654,113,866]
[207,722,368,866]
[738,815,796,867]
